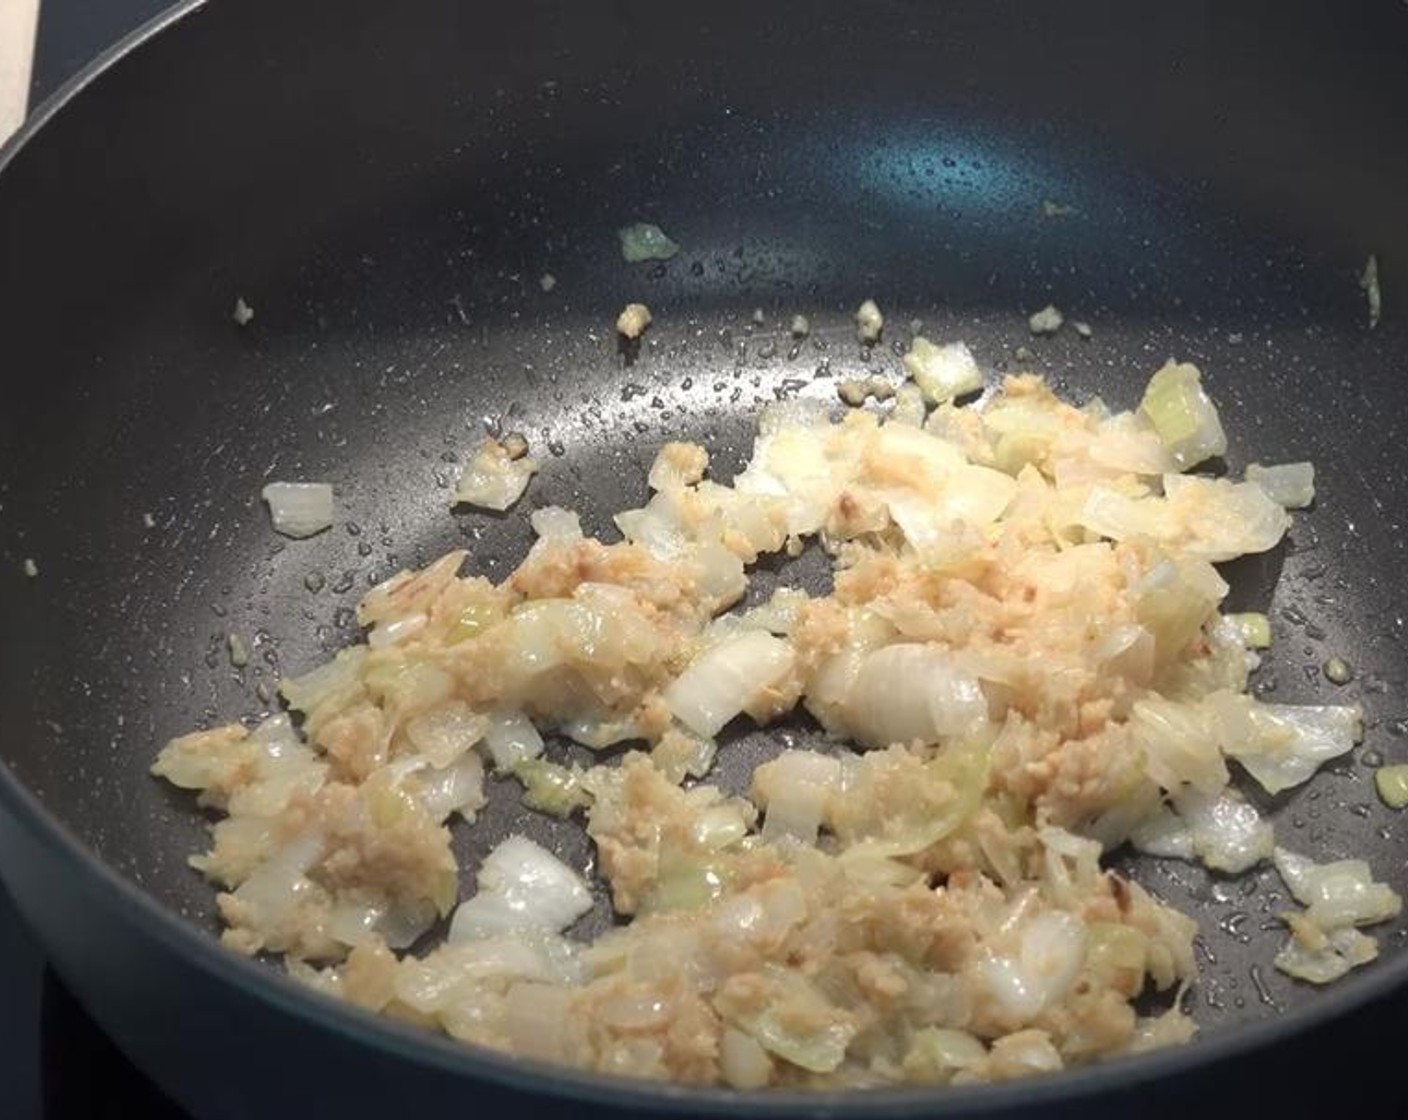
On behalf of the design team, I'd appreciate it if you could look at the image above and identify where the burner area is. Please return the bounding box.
[5,868,1407,1120]
[40,972,187,1120]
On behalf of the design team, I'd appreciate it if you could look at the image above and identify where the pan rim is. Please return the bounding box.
[2,1,1406,1114]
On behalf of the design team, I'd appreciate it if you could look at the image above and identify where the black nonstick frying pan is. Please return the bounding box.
[3,1,1408,1117]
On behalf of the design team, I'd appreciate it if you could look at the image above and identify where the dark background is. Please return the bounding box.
[7,11,173,1119]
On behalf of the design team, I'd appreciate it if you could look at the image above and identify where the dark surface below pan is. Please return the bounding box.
[3,1,1408,1116]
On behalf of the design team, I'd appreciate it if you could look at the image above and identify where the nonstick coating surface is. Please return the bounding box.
[2,0,1408,1112]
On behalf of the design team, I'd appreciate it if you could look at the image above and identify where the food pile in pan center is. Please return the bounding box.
[154,318,1401,1089]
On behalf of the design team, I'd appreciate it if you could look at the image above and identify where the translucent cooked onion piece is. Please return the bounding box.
[1272,848,1403,929]
[405,701,489,769]
[1133,789,1274,873]
[1275,920,1378,984]
[752,750,842,845]
[1081,477,1290,562]
[483,711,545,770]
[1128,696,1228,795]
[454,438,538,511]
[1212,697,1360,795]
[1172,788,1274,874]
[417,752,486,822]
[663,630,796,738]
[529,505,583,541]
[841,643,988,749]
[715,965,856,1074]
[449,836,593,942]
[1138,361,1227,470]
[903,337,983,404]
[262,482,334,538]
[1246,461,1315,509]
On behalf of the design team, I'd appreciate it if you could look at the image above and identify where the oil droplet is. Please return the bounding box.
[1323,656,1354,685]
[1249,965,1280,1009]
[1217,910,1251,944]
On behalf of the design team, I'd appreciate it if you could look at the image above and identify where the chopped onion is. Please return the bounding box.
[1272,848,1402,929]
[718,965,854,1073]
[449,835,593,941]
[1275,923,1378,984]
[514,758,592,817]
[1129,804,1195,861]
[855,298,884,344]
[1173,788,1274,873]
[1028,304,1064,335]
[483,711,545,770]
[378,898,440,950]
[975,953,1045,1022]
[1138,361,1227,470]
[454,438,538,511]
[903,1028,987,1083]
[720,1027,773,1089]
[1126,1007,1196,1053]
[989,1030,1064,1078]
[1215,698,1360,794]
[889,383,928,427]
[418,752,486,822]
[663,630,796,738]
[261,482,334,538]
[646,442,709,491]
[405,701,489,769]
[280,648,367,716]
[649,728,717,783]
[842,643,987,749]
[1246,461,1315,509]
[529,506,583,541]
[229,833,324,931]
[1128,697,1228,795]
[690,804,751,850]
[753,751,842,845]
[903,338,983,404]
[1161,474,1291,562]
[1017,912,1086,1006]
[367,612,428,649]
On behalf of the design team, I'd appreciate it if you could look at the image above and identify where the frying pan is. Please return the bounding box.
[2,0,1408,1116]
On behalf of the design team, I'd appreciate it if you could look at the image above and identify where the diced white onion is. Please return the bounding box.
[529,506,583,541]
[262,482,335,538]
[1216,698,1360,794]
[903,338,983,404]
[1272,848,1403,929]
[449,836,593,941]
[843,643,987,749]
[1173,788,1274,873]
[454,440,538,511]
[405,702,489,769]
[664,631,795,739]
[1275,924,1378,984]
[1129,805,1196,861]
[418,752,486,822]
[367,612,428,649]
[1246,461,1315,509]
[483,711,544,770]
[720,1027,773,1089]
[1138,361,1227,470]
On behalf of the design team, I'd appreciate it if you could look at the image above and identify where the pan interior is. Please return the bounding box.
[2,0,1408,1071]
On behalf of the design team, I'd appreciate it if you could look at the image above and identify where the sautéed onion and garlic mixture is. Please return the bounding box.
[154,343,1400,1089]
